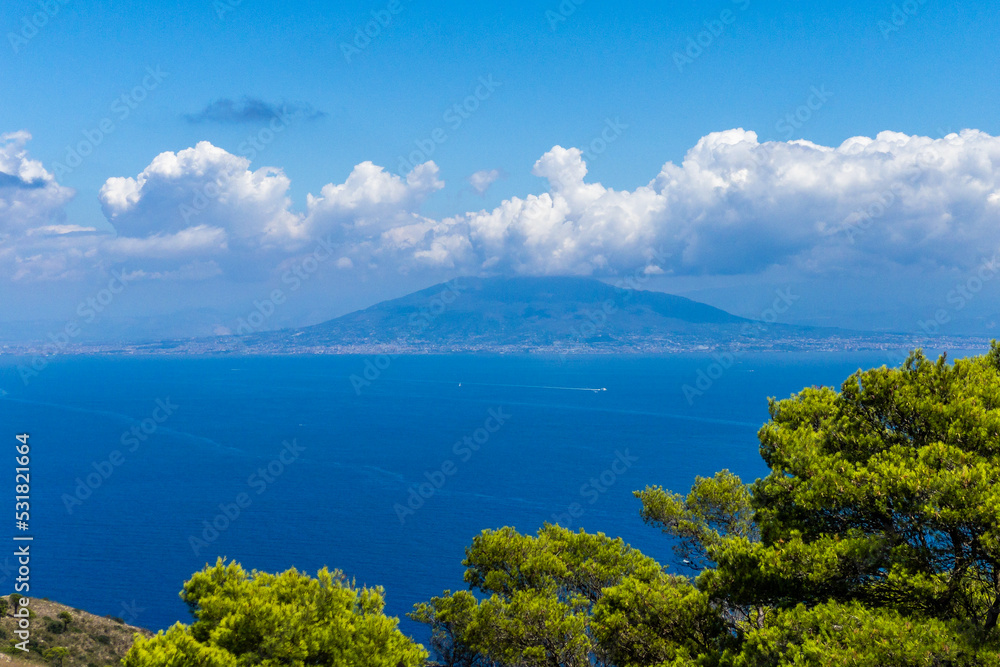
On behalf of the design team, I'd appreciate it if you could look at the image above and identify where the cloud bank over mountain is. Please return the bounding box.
[3,128,1000,285]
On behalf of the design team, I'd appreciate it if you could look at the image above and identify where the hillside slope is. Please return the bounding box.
[110,275,988,355]
[242,275,800,350]
[0,597,150,667]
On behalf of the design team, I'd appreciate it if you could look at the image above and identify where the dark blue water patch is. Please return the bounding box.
[0,351,957,642]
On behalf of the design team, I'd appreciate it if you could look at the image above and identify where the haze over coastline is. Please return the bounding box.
[1,277,989,362]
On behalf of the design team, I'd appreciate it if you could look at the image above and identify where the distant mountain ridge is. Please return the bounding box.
[13,275,990,355]
[230,275,840,352]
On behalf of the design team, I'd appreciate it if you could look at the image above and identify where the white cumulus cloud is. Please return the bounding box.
[362,129,1000,277]
[5,130,1000,286]
[0,132,98,281]
[0,131,76,239]
[304,160,444,240]
[98,141,307,254]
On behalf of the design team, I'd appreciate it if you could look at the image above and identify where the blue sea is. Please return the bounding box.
[0,351,951,641]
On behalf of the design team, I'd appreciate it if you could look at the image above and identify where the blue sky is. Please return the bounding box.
[2,0,1000,339]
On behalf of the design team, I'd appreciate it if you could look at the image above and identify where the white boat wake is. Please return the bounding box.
[457,382,607,393]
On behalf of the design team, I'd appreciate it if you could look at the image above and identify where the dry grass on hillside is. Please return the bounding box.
[0,596,151,667]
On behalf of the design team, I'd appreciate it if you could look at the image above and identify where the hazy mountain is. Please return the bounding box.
[230,276,845,352]
[23,276,985,355]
